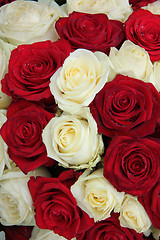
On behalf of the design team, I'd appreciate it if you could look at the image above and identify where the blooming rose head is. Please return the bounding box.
[124,9,160,61]
[71,168,124,222]
[119,194,151,233]
[42,108,104,169]
[139,180,160,230]
[0,99,55,174]
[50,49,110,114]
[0,39,15,108]
[103,136,160,196]
[2,40,71,105]
[109,40,153,82]
[28,173,94,240]
[0,165,49,226]
[77,213,144,240]
[55,11,125,54]
[67,0,132,22]
[0,0,64,45]
[90,74,160,137]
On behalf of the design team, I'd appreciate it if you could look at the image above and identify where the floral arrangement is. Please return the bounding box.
[0,0,160,239]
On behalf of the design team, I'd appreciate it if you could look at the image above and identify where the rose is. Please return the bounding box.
[142,1,160,14]
[2,40,71,105]
[3,226,33,240]
[0,99,55,174]
[66,0,132,22]
[28,173,94,240]
[139,180,160,229]
[0,165,49,226]
[129,0,157,10]
[55,11,125,54]
[50,49,110,114]
[77,213,144,240]
[42,108,104,169]
[89,74,160,137]
[103,136,160,196]
[71,168,124,222]
[124,9,160,61]
[0,0,15,7]
[0,0,65,46]
[109,40,153,82]
[152,61,160,92]
[0,39,15,109]
[152,228,160,240]
[0,231,5,240]
[0,109,13,177]
[119,194,151,233]
[29,227,76,240]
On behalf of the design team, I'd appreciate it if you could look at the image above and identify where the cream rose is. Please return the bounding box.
[0,109,14,178]
[119,194,152,233]
[152,61,160,91]
[108,40,153,82]
[42,108,104,169]
[66,0,132,22]
[71,168,124,222]
[50,49,110,114]
[0,166,50,226]
[0,40,15,108]
[30,227,77,240]
[152,227,160,240]
[142,1,160,14]
[0,0,65,46]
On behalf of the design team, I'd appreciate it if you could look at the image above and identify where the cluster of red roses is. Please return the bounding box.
[1,0,160,239]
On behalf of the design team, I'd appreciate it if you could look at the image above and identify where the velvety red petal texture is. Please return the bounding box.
[103,136,160,196]
[0,100,55,173]
[89,74,160,137]
[28,175,94,240]
[124,9,160,61]
[129,0,157,10]
[55,11,125,54]
[77,213,144,240]
[1,225,33,240]
[1,39,71,104]
[139,179,160,229]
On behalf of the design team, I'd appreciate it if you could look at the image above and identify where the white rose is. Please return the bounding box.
[66,0,132,22]
[30,227,77,240]
[42,108,104,169]
[142,1,160,14]
[50,49,110,114]
[0,166,50,226]
[71,168,124,222]
[119,194,152,233]
[109,40,153,82]
[0,0,65,46]
[152,61,160,91]
[0,232,5,240]
[0,109,14,178]
[0,40,15,108]
[152,227,160,240]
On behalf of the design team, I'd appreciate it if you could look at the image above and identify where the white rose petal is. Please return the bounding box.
[119,194,152,233]
[0,166,50,226]
[42,108,104,169]
[109,40,153,82]
[0,231,5,240]
[67,0,132,22]
[50,49,110,114]
[142,1,160,14]
[71,168,125,222]
[29,226,77,240]
[0,0,65,46]
[152,61,160,91]
[152,227,160,240]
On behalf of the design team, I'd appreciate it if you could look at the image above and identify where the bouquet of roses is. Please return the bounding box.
[1,0,160,239]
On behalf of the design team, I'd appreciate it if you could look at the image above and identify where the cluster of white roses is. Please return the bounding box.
[0,0,160,240]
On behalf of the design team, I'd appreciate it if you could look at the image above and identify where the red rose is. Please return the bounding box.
[2,39,71,104]
[103,136,160,196]
[124,9,160,61]
[77,213,144,240]
[89,74,160,137]
[55,11,125,54]
[0,99,55,173]
[139,180,160,229]
[28,173,94,240]
[2,226,33,240]
[129,0,157,10]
